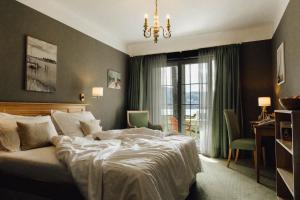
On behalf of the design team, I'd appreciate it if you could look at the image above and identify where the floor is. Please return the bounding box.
[187,155,276,200]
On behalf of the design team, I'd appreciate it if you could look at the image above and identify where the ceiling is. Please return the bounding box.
[17,0,289,56]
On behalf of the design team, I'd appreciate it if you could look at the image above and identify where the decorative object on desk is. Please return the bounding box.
[257,118,275,126]
[107,70,121,89]
[258,97,271,120]
[279,96,300,110]
[92,87,103,99]
[26,36,57,92]
[276,42,285,85]
[143,0,171,43]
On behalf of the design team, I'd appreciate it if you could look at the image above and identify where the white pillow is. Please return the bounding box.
[0,115,58,151]
[51,110,96,137]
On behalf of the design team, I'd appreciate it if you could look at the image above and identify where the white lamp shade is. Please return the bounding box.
[258,97,271,107]
[92,87,103,97]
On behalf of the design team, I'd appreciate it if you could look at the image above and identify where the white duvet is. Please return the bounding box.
[53,128,201,200]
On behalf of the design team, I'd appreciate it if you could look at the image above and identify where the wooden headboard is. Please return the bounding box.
[0,102,87,116]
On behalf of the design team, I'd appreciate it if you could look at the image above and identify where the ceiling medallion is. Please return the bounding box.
[143,0,171,43]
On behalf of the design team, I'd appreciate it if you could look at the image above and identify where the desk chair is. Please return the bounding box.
[224,110,265,167]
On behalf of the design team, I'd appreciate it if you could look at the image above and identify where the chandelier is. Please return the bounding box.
[143,0,171,43]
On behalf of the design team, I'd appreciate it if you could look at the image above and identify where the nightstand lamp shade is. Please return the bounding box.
[92,87,103,98]
[258,97,271,107]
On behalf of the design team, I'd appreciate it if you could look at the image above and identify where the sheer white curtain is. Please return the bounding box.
[198,52,216,156]
[142,55,167,125]
[160,67,174,131]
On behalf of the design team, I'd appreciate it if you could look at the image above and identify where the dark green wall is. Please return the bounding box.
[272,1,300,106]
[0,0,129,130]
[240,40,275,165]
[240,40,274,136]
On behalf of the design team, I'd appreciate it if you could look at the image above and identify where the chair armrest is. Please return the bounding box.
[148,122,163,131]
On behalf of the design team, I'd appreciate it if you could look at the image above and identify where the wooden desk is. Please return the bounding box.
[253,123,275,183]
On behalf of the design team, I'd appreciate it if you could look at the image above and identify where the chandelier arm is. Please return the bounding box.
[160,26,171,38]
[144,26,152,38]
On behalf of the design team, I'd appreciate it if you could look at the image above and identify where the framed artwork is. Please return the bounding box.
[277,42,285,85]
[107,70,121,89]
[26,36,57,92]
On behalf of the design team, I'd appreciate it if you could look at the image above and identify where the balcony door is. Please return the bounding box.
[161,59,215,144]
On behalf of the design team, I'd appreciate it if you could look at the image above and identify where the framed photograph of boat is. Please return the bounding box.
[26,36,57,92]
[277,42,285,85]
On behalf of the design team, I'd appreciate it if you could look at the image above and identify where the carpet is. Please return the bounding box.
[187,155,276,200]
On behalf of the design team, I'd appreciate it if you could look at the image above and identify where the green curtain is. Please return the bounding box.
[211,44,243,158]
[128,56,143,110]
[142,55,167,124]
[128,54,167,124]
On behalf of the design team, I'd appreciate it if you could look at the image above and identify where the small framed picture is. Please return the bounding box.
[277,42,285,85]
[107,70,121,89]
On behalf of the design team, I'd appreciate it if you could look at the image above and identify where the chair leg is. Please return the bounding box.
[262,147,266,167]
[227,148,232,167]
[253,150,257,168]
[234,149,239,163]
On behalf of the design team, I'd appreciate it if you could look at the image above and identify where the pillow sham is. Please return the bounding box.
[17,122,52,150]
[51,110,96,137]
[0,116,58,151]
[80,120,102,136]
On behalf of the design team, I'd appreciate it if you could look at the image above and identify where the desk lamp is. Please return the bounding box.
[258,97,271,120]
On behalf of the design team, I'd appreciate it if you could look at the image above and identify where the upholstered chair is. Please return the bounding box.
[224,110,257,167]
[127,110,163,131]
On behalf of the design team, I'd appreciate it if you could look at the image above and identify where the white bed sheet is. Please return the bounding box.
[54,128,201,200]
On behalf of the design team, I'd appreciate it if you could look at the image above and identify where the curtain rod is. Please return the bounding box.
[167,56,198,62]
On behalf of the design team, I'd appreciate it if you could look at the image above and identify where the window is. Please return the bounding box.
[181,63,202,137]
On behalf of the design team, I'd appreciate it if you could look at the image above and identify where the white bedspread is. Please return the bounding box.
[53,128,201,200]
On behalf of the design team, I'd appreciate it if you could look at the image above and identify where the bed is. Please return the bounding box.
[0,146,82,200]
[0,102,200,200]
[0,146,72,183]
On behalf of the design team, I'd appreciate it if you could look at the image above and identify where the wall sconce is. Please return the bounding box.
[258,97,271,120]
[79,93,85,102]
[92,87,103,99]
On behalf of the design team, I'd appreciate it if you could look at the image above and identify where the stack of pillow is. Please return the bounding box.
[0,111,102,152]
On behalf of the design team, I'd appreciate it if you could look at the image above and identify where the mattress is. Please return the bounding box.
[0,146,73,183]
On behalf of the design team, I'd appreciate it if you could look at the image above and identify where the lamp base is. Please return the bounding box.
[258,106,268,120]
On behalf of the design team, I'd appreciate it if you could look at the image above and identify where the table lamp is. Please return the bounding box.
[258,97,271,120]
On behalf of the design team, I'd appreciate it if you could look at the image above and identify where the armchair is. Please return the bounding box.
[127,110,163,131]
